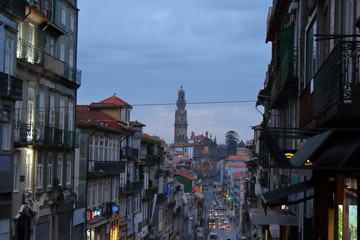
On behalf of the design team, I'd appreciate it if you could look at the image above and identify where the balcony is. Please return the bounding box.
[269,26,297,108]
[18,39,82,86]
[0,0,26,20]
[0,72,22,100]
[119,181,143,194]
[28,0,51,19]
[300,41,360,128]
[17,38,43,65]
[14,122,33,145]
[143,187,157,200]
[156,192,168,204]
[122,147,139,160]
[141,155,161,165]
[91,161,126,174]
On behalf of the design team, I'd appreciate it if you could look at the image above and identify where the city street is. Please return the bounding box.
[204,188,238,240]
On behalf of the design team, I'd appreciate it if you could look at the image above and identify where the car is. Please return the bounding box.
[220,224,225,230]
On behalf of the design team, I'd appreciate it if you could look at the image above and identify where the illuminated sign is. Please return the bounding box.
[94,209,101,217]
[285,153,294,159]
[112,205,119,213]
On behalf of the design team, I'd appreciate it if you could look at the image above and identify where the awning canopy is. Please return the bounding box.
[262,180,314,207]
[314,131,360,168]
[249,208,298,226]
[290,130,360,169]
[290,130,333,167]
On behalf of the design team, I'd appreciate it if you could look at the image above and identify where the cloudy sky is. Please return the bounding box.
[77,0,272,144]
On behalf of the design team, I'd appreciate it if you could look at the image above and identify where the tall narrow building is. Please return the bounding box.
[174,86,188,143]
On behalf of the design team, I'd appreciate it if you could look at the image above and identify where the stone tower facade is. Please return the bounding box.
[174,86,188,143]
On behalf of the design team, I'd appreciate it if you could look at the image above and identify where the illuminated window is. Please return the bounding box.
[204,147,209,154]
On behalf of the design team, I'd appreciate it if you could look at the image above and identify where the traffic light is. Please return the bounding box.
[227,195,233,201]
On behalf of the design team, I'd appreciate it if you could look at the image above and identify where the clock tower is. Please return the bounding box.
[174,86,188,143]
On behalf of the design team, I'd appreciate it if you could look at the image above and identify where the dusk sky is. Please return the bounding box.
[77,0,272,144]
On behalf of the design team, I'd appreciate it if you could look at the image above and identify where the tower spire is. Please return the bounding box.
[174,86,188,144]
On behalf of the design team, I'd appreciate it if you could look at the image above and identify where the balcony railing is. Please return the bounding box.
[93,161,126,173]
[119,181,143,193]
[28,0,52,19]
[122,147,139,160]
[300,41,360,127]
[17,38,43,65]
[18,39,82,85]
[0,72,22,99]
[14,122,33,144]
[156,192,168,204]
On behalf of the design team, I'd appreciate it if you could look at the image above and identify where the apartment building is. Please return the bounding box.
[0,1,26,239]
[252,1,360,239]
[1,0,81,239]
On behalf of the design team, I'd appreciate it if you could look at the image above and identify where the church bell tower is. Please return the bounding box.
[174,86,188,143]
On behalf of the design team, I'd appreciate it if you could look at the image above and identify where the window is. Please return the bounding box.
[25,154,32,189]
[14,101,22,141]
[4,36,14,75]
[94,136,98,160]
[27,23,35,63]
[98,181,103,205]
[2,122,11,150]
[61,8,66,25]
[70,15,75,32]
[59,97,65,130]
[38,89,45,140]
[27,88,34,124]
[99,136,104,161]
[60,43,65,61]
[36,163,43,189]
[104,137,108,161]
[13,154,19,191]
[305,17,317,85]
[93,181,97,206]
[204,146,209,154]
[57,155,63,185]
[68,101,74,132]
[49,95,55,128]
[47,163,53,187]
[66,156,71,185]
[50,36,55,56]
[69,48,74,67]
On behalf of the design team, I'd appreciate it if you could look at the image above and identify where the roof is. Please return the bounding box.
[90,95,131,108]
[130,121,145,127]
[176,172,196,181]
[225,155,249,161]
[189,135,206,141]
[76,105,123,130]
[232,171,246,180]
[228,164,247,168]
[194,186,201,192]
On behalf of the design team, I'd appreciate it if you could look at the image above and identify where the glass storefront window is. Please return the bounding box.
[338,178,357,240]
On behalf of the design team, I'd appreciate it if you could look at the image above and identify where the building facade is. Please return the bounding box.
[250,1,360,239]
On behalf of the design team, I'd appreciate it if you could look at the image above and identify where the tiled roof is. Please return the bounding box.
[76,105,122,130]
[225,155,249,161]
[131,121,145,127]
[194,186,201,192]
[90,96,131,108]
[189,135,206,141]
[228,164,247,168]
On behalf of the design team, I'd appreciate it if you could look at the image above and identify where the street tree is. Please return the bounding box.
[225,130,239,156]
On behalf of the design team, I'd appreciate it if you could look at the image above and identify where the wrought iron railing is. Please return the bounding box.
[122,147,139,159]
[17,38,82,85]
[313,41,360,116]
[17,38,43,65]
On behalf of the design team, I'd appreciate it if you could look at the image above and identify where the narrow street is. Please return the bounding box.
[204,187,238,240]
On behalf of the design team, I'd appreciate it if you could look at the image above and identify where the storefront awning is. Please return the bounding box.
[314,131,360,168]
[249,208,298,226]
[262,180,314,207]
[290,130,333,167]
